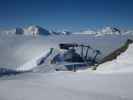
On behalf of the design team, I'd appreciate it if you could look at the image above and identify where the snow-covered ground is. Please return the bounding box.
[97,42,133,73]
[0,37,133,100]
[0,26,133,100]
[0,68,133,100]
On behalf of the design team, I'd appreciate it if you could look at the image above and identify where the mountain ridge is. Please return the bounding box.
[0,25,133,36]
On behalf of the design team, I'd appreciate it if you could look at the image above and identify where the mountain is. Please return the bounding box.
[0,25,72,36]
[72,27,123,36]
[49,30,72,35]
[0,28,24,35]
[124,30,133,35]
[0,25,51,36]
[60,31,72,35]
[23,25,50,36]
[0,26,133,36]
[97,27,121,36]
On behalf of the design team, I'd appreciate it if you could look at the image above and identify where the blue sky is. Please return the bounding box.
[0,0,133,31]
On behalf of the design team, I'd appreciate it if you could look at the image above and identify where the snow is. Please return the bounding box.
[16,49,51,71]
[73,29,97,35]
[97,27,121,36]
[0,25,51,36]
[0,35,57,70]
[23,25,50,36]
[97,43,133,73]
[0,27,133,100]
[72,27,133,37]
[73,27,122,36]
[0,35,129,71]
[0,70,133,100]
[1,26,133,36]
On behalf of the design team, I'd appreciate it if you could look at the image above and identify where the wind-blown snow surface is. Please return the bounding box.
[97,43,133,73]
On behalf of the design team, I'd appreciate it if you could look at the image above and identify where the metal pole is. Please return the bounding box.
[81,45,84,58]
[73,64,76,72]
[85,47,89,60]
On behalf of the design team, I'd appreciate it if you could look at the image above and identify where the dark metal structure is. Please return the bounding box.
[59,43,101,65]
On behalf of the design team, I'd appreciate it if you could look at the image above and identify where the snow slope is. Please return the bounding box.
[97,43,133,73]
[16,49,51,71]
[0,35,58,70]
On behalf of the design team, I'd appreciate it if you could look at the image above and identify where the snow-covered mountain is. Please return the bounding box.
[97,27,121,36]
[73,27,123,36]
[0,26,133,36]
[0,25,51,36]
[73,26,133,37]
[23,25,50,36]
[0,28,24,35]
[0,25,73,36]
[124,30,133,35]
[60,31,72,35]
[50,30,72,35]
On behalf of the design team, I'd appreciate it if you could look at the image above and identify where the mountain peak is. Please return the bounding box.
[24,25,50,36]
[100,26,121,35]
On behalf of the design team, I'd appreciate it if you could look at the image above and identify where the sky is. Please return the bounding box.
[0,0,133,31]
